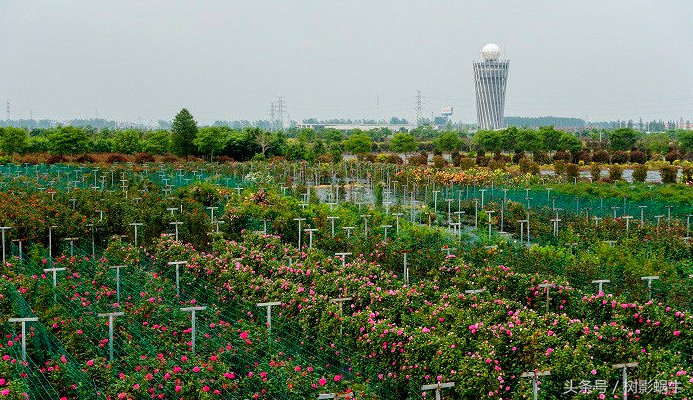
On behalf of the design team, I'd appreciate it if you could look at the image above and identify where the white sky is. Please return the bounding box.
[1,0,692,124]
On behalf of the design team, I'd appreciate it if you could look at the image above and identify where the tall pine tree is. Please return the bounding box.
[171,108,198,156]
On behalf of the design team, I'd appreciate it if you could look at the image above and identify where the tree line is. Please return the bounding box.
[1,109,692,161]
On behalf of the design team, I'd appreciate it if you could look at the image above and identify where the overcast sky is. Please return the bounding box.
[1,0,692,125]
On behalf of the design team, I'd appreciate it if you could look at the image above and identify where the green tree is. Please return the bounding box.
[516,128,544,152]
[640,132,671,154]
[608,128,639,151]
[48,126,90,155]
[0,127,29,154]
[225,128,259,161]
[390,132,418,153]
[436,131,461,152]
[194,126,229,159]
[677,130,693,153]
[499,127,518,152]
[557,133,583,153]
[539,126,563,152]
[321,129,343,144]
[142,130,172,154]
[171,108,198,156]
[248,128,274,156]
[113,129,143,154]
[344,132,373,154]
[473,130,501,152]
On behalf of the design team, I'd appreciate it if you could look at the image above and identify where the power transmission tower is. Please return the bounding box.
[414,90,422,124]
[275,96,285,130]
[269,101,276,130]
[6,100,10,121]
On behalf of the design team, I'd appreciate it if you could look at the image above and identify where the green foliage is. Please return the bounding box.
[344,132,372,154]
[472,130,501,152]
[640,132,671,154]
[632,164,648,182]
[608,164,622,181]
[194,126,228,158]
[171,108,198,156]
[389,132,418,153]
[0,126,29,154]
[48,126,90,155]
[539,126,563,152]
[516,128,544,152]
[112,129,142,154]
[557,133,583,153]
[660,165,678,184]
[677,130,693,153]
[608,127,640,151]
[141,130,172,154]
[436,131,461,152]
[225,128,260,161]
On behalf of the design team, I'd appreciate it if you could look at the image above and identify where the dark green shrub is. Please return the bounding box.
[609,165,623,181]
[632,164,648,182]
[660,165,678,184]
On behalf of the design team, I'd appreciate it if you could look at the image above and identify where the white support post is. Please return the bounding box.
[520,370,551,400]
[62,237,78,257]
[0,226,11,264]
[421,382,455,400]
[129,223,143,247]
[305,228,318,248]
[330,297,353,336]
[180,306,206,355]
[402,252,410,285]
[441,247,457,257]
[97,312,124,361]
[109,265,127,304]
[486,210,495,240]
[43,267,66,303]
[381,225,392,242]
[465,289,484,295]
[641,276,659,300]
[342,226,354,238]
[622,215,633,232]
[327,216,339,237]
[169,221,183,241]
[257,302,281,333]
[335,252,352,267]
[360,214,371,237]
[550,217,561,237]
[538,283,555,314]
[393,213,403,235]
[517,220,526,243]
[612,363,638,399]
[293,218,306,249]
[8,317,39,362]
[206,206,217,223]
[168,261,187,296]
[213,219,225,234]
[638,205,647,227]
[592,279,610,294]
[11,239,22,260]
[48,225,57,260]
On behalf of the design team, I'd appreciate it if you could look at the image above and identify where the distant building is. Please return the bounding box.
[473,43,509,130]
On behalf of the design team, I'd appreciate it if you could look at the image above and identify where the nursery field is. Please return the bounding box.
[0,161,691,399]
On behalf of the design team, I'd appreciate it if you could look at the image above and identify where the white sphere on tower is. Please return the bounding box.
[481,43,501,61]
